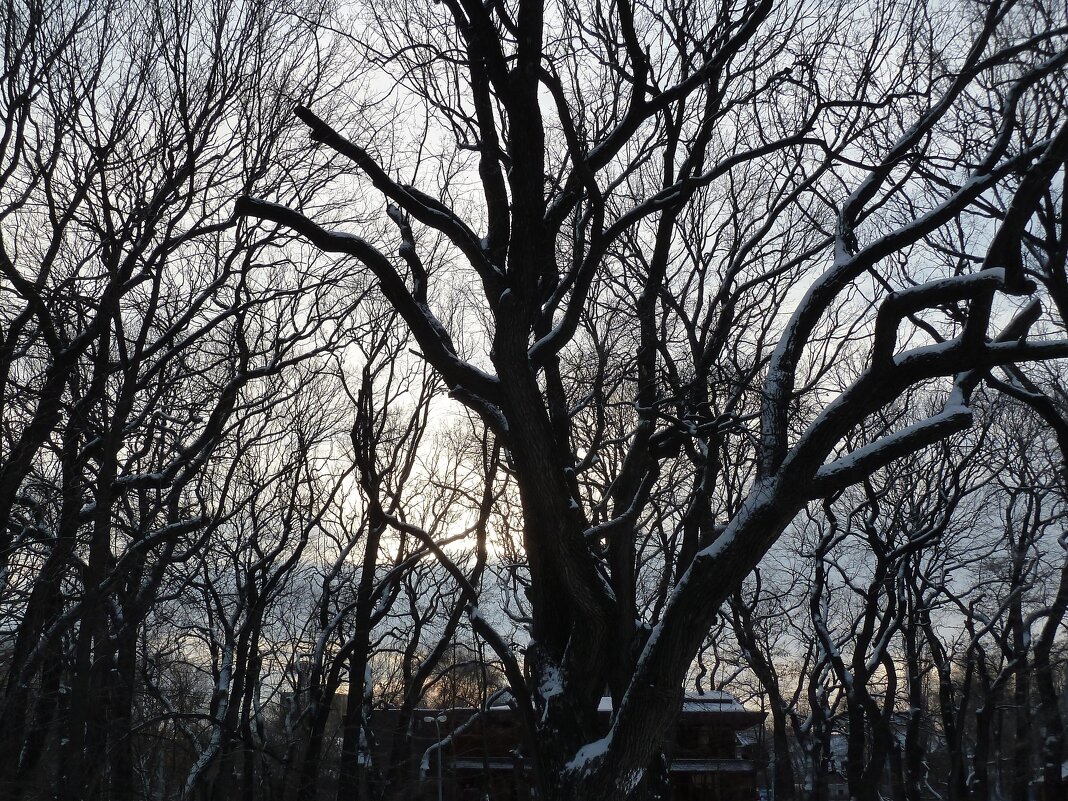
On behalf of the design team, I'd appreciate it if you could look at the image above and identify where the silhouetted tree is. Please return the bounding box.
[239,0,1068,798]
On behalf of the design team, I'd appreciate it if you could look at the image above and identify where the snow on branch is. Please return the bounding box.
[810,393,973,497]
[234,197,501,405]
[870,269,1008,367]
[292,105,502,289]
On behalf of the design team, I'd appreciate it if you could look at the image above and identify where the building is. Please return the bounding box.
[654,692,765,801]
[383,691,764,801]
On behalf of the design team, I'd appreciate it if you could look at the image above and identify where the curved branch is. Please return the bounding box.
[235,197,502,407]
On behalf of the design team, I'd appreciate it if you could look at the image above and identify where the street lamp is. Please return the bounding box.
[424,714,447,801]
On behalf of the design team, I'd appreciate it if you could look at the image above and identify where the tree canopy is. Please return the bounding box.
[2,0,1068,799]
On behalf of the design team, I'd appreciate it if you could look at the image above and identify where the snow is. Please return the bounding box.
[681,691,747,713]
[566,736,610,773]
[596,691,747,713]
[691,479,775,563]
[620,767,645,793]
[540,664,564,700]
[890,269,1004,302]
[892,337,961,367]
[113,471,165,486]
[814,400,972,486]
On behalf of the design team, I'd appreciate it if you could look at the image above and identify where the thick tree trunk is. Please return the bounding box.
[0,426,80,801]
[971,698,993,801]
[60,427,120,801]
[1010,669,1030,801]
[844,701,867,801]
[336,652,371,801]
[771,706,798,801]
[887,743,907,801]
[296,677,341,801]
[108,592,142,801]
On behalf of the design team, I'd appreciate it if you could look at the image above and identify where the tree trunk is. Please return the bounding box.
[771,706,798,801]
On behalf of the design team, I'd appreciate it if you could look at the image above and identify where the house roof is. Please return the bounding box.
[667,759,760,774]
[595,690,749,714]
[593,691,764,728]
[449,757,761,776]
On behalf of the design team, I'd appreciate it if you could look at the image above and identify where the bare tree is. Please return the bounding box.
[804,408,988,801]
[239,0,1068,797]
[0,0,352,798]
[728,561,812,801]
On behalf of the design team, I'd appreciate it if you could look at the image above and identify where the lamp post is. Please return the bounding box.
[424,714,447,801]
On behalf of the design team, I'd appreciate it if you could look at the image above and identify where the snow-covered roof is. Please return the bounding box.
[451,758,517,772]
[596,691,749,714]
[686,690,734,701]
[667,759,758,773]
[682,691,747,713]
